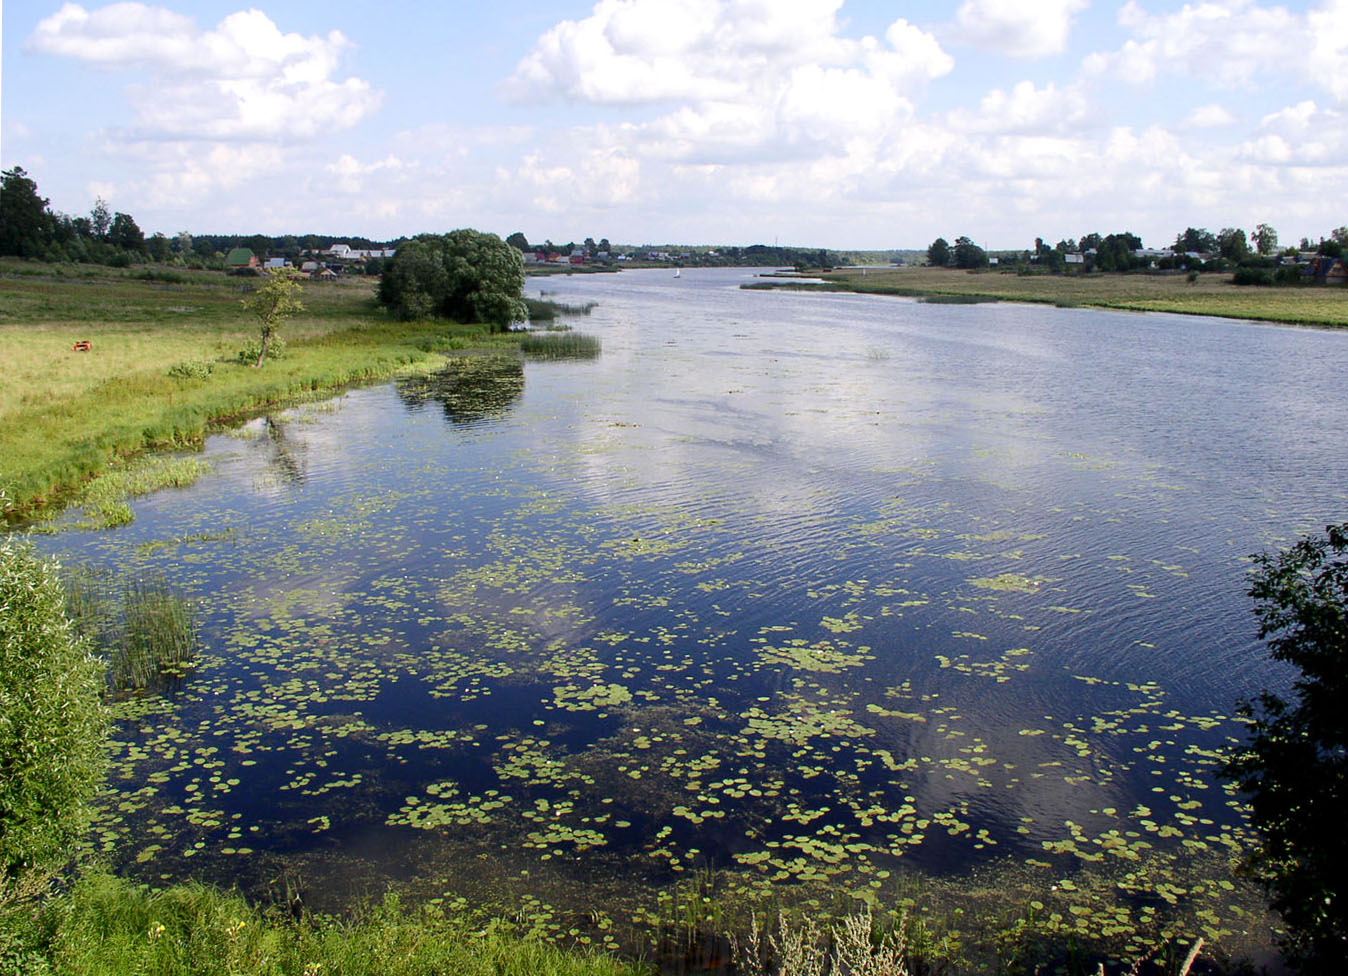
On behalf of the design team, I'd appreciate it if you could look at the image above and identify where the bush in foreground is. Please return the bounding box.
[1225,523,1348,970]
[0,540,107,878]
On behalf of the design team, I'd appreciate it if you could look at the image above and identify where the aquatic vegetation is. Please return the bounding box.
[63,568,199,692]
[520,331,603,360]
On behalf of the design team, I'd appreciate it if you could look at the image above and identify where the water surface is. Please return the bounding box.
[41,268,1348,955]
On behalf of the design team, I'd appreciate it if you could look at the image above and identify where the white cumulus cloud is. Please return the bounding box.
[26,3,382,141]
[953,0,1089,59]
[1085,0,1348,105]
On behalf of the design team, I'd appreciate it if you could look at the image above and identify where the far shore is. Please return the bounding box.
[745,265,1348,328]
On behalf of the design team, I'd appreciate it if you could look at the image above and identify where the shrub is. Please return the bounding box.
[167,359,214,379]
[1232,267,1274,286]
[236,334,287,364]
[0,540,108,876]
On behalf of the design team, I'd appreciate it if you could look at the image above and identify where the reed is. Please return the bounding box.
[520,331,603,360]
[63,567,199,692]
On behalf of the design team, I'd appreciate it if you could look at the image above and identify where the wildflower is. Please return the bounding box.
[148,922,166,941]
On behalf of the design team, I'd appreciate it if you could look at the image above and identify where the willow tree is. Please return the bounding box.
[377,229,526,331]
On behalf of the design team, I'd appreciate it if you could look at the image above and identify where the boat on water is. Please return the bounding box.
[673,268,681,278]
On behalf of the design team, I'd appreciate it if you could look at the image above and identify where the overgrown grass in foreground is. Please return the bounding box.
[0,261,517,519]
[749,266,1348,327]
[0,872,644,976]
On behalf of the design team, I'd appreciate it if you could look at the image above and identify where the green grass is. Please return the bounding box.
[0,260,517,520]
[751,266,1348,327]
[0,871,647,976]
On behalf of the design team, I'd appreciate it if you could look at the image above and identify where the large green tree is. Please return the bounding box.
[952,236,988,269]
[377,229,526,331]
[1224,523,1348,970]
[1218,227,1250,262]
[926,237,950,267]
[1,541,108,878]
[0,167,53,258]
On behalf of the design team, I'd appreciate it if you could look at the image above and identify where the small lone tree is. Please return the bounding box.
[241,267,304,367]
[1224,523,1348,969]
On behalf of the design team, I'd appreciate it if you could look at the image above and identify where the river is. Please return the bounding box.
[37,267,1348,962]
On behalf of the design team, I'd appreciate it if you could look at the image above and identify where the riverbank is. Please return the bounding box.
[746,266,1348,328]
[0,261,521,520]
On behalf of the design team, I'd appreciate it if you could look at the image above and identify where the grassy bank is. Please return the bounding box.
[0,260,519,519]
[0,871,644,976]
[749,266,1348,327]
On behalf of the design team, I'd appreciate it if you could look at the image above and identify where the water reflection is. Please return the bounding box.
[395,356,525,425]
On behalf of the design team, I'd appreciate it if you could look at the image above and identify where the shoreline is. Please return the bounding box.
[744,267,1348,329]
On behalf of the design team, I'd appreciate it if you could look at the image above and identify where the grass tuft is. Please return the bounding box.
[63,568,200,692]
[520,332,602,360]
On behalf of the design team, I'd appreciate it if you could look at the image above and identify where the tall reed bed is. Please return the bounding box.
[63,567,199,692]
[520,332,602,360]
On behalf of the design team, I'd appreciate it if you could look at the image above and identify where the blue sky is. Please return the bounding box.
[3,0,1345,249]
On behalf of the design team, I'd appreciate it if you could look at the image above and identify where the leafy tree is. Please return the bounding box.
[598,238,611,255]
[1174,227,1218,254]
[952,236,988,269]
[1079,232,1103,252]
[505,231,530,252]
[0,167,53,258]
[241,267,304,367]
[1094,232,1142,272]
[1,539,108,877]
[90,197,111,240]
[108,212,145,253]
[1224,523,1348,969]
[174,231,193,256]
[927,237,950,267]
[377,229,526,331]
[1317,238,1344,259]
[147,233,171,263]
[1332,226,1348,247]
[1254,223,1279,255]
[1218,227,1250,262]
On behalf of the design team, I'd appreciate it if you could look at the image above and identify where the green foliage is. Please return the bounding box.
[1174,227,1219,254]
[926,237,950,267]
[167,359,214,379]
[0,871,644,976]
[241,268,304,367]
[377,229,527,331]
[237,334,288,365]
[0,541,108,876]
[1224,523,1348,969]
[0,168,52,259]
[1232,267,1275,286]
[1254,223,1279,255]
[951,236,988,269]
[1218,227,1250,262]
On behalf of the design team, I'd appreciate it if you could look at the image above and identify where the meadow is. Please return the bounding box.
[764,266,1348,328]
[0,261,520,519]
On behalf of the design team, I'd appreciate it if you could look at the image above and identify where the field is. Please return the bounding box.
[791,266,1348,328]
[0,261,518,518]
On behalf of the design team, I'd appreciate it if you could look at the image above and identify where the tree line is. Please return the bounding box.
[926,223,1347,274]
[0,167,400,270]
